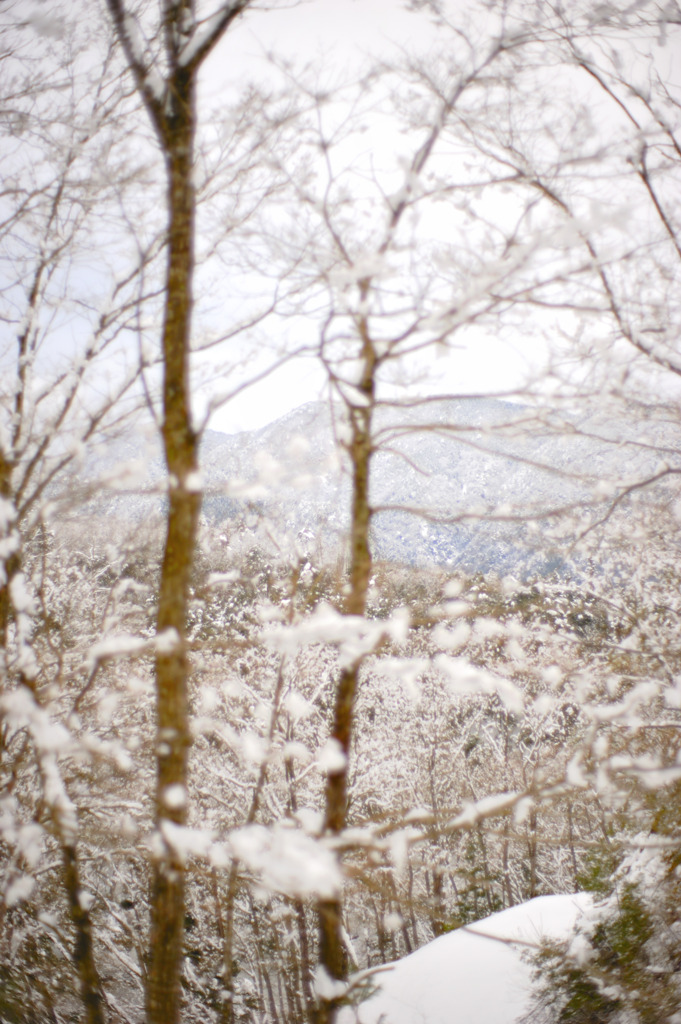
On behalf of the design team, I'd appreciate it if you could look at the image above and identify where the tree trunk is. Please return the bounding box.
[0,452,18,652]
[316,325,375,1024]
[527,806,538,900]
[37,752,107,1024]
[146,67,201,1024]
[62,842,106,1024]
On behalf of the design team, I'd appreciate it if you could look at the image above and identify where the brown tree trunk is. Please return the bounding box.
[0,452,18,650]
[36,753,107,1024]
[316,324,375,1024]
[62,843,106,1024]
[566,802,579,886]
[146,73,202,1024]
[527,806,538,900]
[431,869,446,937]
[296,900,315,1021]
[220,861,239,1024]
[103,6,203,1017]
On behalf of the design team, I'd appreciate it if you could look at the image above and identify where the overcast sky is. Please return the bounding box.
[193,0,534,434]
[183,0,678,435]
[12,1,678,436]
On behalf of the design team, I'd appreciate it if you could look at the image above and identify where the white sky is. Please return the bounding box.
[196,0,538,434]
[178,0,679,435]
[211,0,441,76]
[9,1,678,438]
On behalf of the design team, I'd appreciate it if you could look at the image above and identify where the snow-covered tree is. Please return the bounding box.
[2,2,681,1024]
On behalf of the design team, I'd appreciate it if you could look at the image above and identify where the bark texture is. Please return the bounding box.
[316,322,376,1024]
[146,63,201,1024]
[104,3,252,1020]
[62,842,106,1024]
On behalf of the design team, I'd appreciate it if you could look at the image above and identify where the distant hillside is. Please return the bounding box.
[81,398,668,576]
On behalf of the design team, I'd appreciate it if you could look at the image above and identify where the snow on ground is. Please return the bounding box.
[341,893,592,1024]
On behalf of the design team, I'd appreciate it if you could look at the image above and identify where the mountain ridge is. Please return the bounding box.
[82,397,667,576]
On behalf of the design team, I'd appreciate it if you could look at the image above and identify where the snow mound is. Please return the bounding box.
[342,893,591,1024]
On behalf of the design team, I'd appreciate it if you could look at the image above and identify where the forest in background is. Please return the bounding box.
[1,1,681,1022]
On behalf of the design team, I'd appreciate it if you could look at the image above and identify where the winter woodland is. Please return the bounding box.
[1,1,681,1023]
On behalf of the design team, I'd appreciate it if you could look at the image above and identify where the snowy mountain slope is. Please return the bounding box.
[199,399,666,574]
[86,398,668,574]
[340,893,592,1024]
